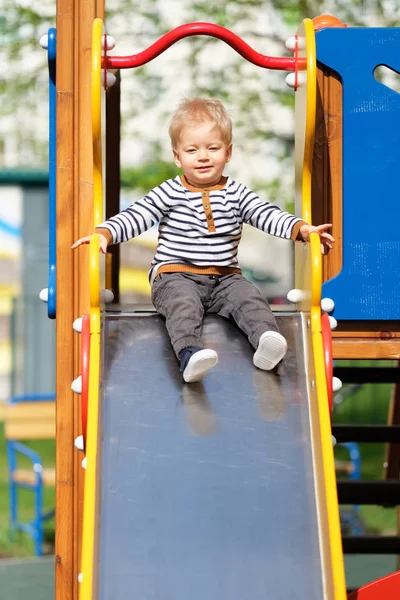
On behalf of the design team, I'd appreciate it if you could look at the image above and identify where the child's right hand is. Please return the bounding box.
[71,233,108,254]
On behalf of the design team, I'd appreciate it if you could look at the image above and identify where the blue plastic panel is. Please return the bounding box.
[317,28,400,320]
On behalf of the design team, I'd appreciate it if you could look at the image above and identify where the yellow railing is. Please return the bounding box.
[80,17,104,600]
[295,18,346,599]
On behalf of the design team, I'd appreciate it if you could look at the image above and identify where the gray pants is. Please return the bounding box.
[151,272,279,357]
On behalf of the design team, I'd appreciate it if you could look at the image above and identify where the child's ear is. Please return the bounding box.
[226,144,233,163]
[173,149,182,169]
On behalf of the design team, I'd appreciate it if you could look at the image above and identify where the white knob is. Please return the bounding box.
[321,297,335,313]
[102,35,116,50]
[332,435,337,447]
[287,288,304,303]
[285,35,306,51]
[332,377,342,392]
[39,288,49,303]
[73,317,83,333]
[82,457,87,469]
[78,573,83,583]
[285,71,307,89]
[39,34,48,49]
[102,71,116,88]
[71,375,82,394]
[329,316,338,330]
[101,289,114,304]
[74,435,84,451]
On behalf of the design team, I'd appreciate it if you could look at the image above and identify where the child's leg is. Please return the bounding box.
[151,273,205,356]
[208,274,287,370]
[151,273,218,382]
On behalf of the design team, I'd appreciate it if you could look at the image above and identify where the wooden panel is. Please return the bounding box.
[333,339,400,360]
[56,0,103,598]
[56,1,76,598]
[12,468,56,487]
[5,402,55,421]
[6,423,55,441]
[105,71,121,302]
[312,64,343,283]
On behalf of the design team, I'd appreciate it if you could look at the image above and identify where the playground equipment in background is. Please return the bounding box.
[4,393,56,556]
[42,4,400,598]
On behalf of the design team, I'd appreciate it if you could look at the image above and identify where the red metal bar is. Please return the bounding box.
[81,313,90,451]
[104,22,305,71]
[321,312,333,415]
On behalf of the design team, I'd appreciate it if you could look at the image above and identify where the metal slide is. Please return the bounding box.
[93,310,328,599]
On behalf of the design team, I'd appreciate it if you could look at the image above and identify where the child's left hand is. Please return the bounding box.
[299,223,335,254]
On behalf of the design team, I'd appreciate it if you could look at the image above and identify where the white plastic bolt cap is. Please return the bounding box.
[285,35,306,51]
[332,377,343,393]
[101,289,114,304]
[74,435,84,451]
[332,435,337,447]
[102,71,117,88]
[287,288,304,303]
[285,71,307,89]
[39,288,49,303]
[82,457,87,469]
[321,297,335,314]
[73,317,83,333]
[39,34,48,49]
[329,316,338,330]
[78,573,83,583]
[71,375,82,394]
[102,35,116,50]
[285,36,297,51]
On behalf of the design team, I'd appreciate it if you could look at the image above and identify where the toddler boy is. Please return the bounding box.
[72,98,334,383]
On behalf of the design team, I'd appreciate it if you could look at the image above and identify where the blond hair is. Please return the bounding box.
[169,97,232,149]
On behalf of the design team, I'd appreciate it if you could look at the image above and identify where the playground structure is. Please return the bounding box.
[42,2,400,598]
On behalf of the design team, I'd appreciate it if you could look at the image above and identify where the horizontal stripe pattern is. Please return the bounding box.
[96,176,302,282]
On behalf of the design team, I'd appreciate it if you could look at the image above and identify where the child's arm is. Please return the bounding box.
[71,183,170,251]
[71,233,108,253]
[238,185,334,251]
[298,223,335,254]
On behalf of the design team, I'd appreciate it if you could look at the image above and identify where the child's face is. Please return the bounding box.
[173,120,232,188]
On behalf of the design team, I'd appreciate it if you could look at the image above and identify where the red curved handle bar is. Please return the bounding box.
[105,23,305,71]
[81,313,90,452]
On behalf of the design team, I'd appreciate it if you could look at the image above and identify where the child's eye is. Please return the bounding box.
[187,148,196,153]
[209,146,219,151]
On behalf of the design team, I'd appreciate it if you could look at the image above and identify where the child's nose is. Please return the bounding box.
[198,149,209,160]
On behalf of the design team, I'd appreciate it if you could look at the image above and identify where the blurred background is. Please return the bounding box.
[0,0,399,598]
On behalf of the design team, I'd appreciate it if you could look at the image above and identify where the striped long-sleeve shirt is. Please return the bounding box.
[96,175,305,284]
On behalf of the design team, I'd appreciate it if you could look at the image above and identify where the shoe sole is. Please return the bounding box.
[183,351,218,383]
[253,332,287,371]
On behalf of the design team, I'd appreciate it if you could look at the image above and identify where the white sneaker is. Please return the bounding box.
[183,349,218,383]
[253,331,287,371]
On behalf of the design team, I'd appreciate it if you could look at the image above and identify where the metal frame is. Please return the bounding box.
[6,393,56,556]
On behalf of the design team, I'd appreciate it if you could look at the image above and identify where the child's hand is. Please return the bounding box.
[71,233,108,254]
[299,223,335,255]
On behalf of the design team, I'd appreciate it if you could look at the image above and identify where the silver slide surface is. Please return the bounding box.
[97,310,325,599]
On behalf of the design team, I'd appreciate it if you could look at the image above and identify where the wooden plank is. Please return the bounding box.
[333,339,400,360]
[105,71,121,302]
[6,423,55,440]
[55,1,75,598]
[12,468,56,486]
[5,402,55,421]
[312,65,343,283]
